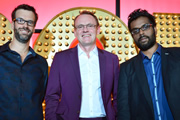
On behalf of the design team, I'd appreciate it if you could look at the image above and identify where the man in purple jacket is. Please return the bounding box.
[45,11,119,120]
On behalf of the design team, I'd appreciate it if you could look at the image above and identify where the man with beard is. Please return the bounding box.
[0,4,48,120]
[117,9,180,120]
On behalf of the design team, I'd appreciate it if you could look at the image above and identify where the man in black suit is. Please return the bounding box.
[117,9,180,120]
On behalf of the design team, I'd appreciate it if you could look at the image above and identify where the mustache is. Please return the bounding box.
[138,35,149,42]
[18,27,31,32]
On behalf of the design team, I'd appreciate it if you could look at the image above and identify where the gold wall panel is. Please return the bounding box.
[33,7,137,66]
[0,13,13,46]
[154,12,180,47]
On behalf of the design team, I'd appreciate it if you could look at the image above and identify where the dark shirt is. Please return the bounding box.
[0,41,48,120]
[141,45,173,120]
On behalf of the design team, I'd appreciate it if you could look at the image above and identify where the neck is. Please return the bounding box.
[10,38,30,62]
[141,43,158,59]
[79,44,96,58]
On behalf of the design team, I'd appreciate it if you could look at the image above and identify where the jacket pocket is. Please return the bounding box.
[56,106,67,115]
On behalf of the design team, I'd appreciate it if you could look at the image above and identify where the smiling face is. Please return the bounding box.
[74,14,100,48]
[12,9,35,43]
[130,16,157,51]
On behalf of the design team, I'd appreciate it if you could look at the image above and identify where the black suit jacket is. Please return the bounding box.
[117,46,180,120]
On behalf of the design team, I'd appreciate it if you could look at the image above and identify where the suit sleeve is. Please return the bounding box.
[117,63,130,120]
[45,53,61,120]
[112,55,120,116]
[42,59,48,101]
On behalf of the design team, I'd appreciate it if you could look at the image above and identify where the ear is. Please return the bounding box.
[11,22,14,30]
[33,27,35,33]
[154,26,157,35]
[74,28,77,38]
[96,26,100,35]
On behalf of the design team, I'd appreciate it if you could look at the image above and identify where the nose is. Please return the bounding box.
[82,26,88,32]
[139,28,144,35]
[23,21,28,27]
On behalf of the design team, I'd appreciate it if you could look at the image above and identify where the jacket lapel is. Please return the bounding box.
[69,46,81,88]
[161,47,169,92]
[134,54,154,112]
[161,47,168,75]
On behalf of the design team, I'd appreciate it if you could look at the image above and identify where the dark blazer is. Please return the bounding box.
[45,46,119,120]
[117,46,180,120]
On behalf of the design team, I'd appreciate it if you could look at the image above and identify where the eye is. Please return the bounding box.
[77,25,83,29]
[18,18,24,23]
[27,21,34,25]
[87,24,93,27]
[132,29,139,34]
[142,24,149,30]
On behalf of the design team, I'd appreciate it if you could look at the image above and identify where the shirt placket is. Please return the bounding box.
[88,56,93,115]
[151,55,161,120]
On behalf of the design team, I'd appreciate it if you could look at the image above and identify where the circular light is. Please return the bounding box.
[118,50,122,54]
[105,16,109,21]
[52,22,56,26]
[118,43,122,48]
[66,15,70,20]
[59,15,63,20]
[8,30,12,34]
[37,42,42,46]
[111,36,115,41]
[111,17,115,21]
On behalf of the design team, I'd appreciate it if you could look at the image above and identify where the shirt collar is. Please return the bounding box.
[140,44,161,59]
[0,41,36,57]
[78,44,98,57]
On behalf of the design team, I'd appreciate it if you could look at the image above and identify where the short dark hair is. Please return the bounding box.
[74,10,99,28]
[128,9,156,31]
[11,4,38,26]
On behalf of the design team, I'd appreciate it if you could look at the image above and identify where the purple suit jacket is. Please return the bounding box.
[45,46,119,120]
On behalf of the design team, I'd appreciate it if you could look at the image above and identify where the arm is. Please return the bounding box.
[117,63,130,120]
[42,59,48,101]
[112,55,120,116]
[45,54,61,120]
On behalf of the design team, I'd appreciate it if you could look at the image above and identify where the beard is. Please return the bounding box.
[14,27,33,43]
[134,32,156,51]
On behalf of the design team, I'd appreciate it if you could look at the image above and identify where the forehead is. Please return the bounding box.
[15,9,35,21]
[130,16,150,28]
[75,14,96,25]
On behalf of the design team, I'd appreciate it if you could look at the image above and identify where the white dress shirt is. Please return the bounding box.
[78,45,106,118]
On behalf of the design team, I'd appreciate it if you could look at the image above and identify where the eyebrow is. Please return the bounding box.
[77,23,93,25]
[131,23,149,29]
[17,17,34,21]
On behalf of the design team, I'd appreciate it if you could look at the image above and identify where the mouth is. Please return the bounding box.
[82,34,91,37]
[138,36,149,43]
[19,28,30,34]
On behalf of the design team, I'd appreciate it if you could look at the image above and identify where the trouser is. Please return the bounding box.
[79,117,107,120]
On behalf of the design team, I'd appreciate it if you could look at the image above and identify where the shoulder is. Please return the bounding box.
[163,47,180,52]
[55,47,76,57]
[121,54,139,66]
[120,54,140,71]
[162,47,180,59]
[29,47,48,67]
[99,48,118,59]
[34,53,48,68]
[36,53,47,63]
[0,41,10,53]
